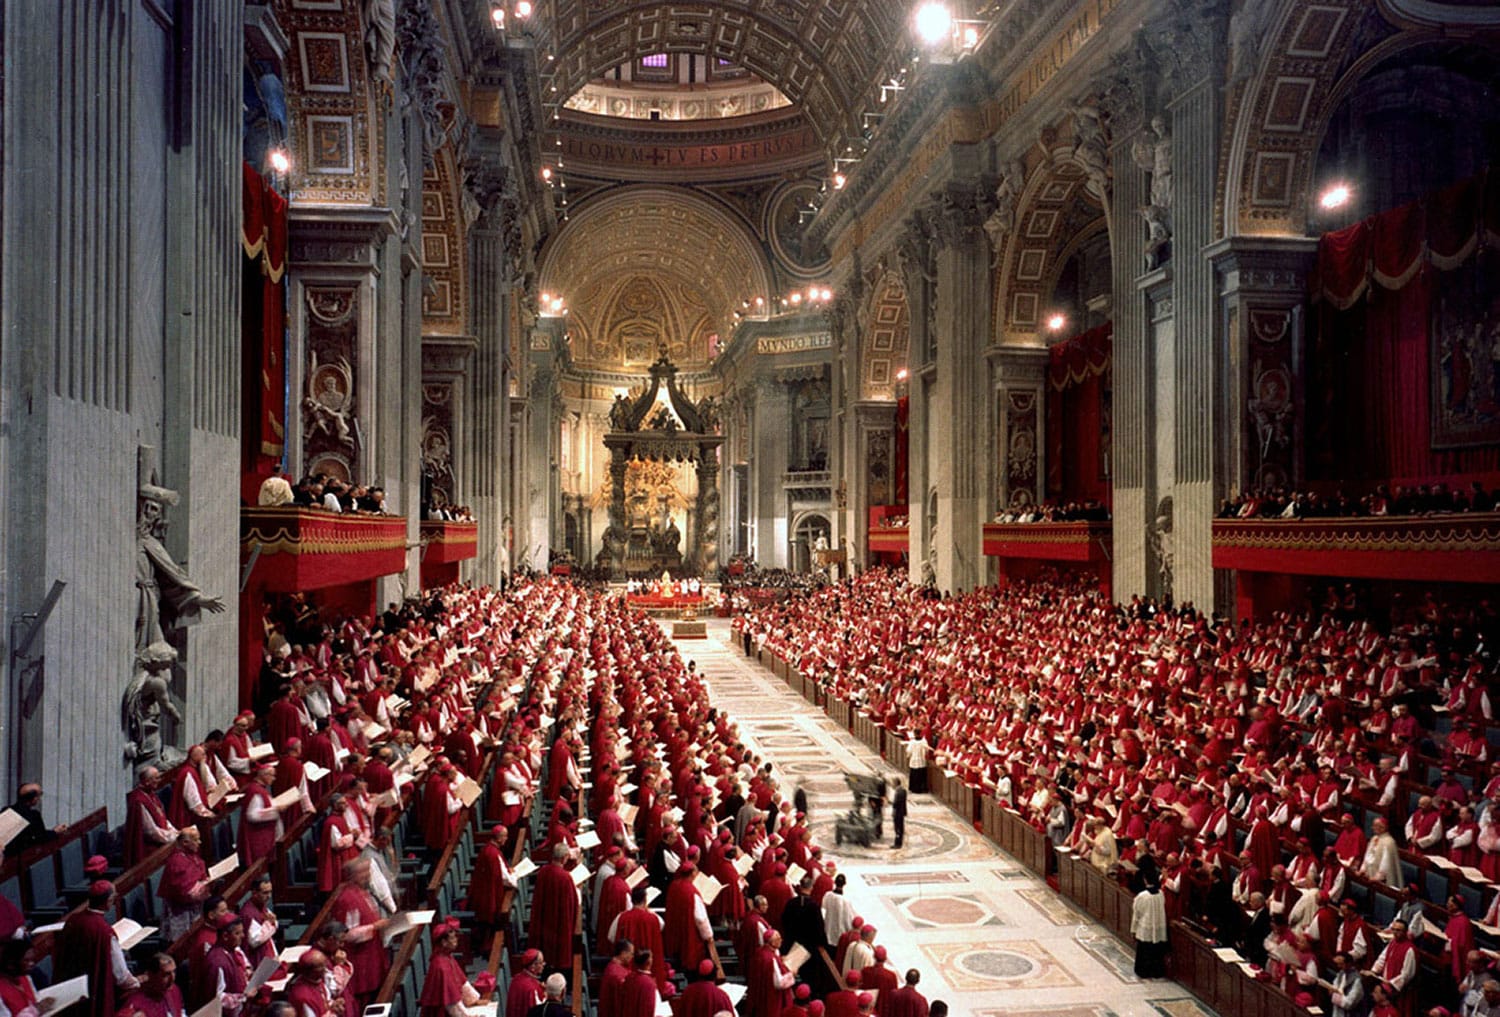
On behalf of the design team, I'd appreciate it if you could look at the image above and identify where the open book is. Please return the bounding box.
[113,918,157,951]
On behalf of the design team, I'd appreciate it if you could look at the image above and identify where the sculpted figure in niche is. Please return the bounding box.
[305,354,356,447]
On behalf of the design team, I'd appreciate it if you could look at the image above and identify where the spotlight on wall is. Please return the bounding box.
[896,368,909,381]
[913,1,952,45]
[515,0,532,16]
[490,5,505,27]
[268,148,291,174]
[541,167,553,181]
[833,172,846,190]
[1046,313,1068,333]
[1319,183,1352,210]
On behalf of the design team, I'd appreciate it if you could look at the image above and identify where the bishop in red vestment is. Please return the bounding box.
[529,845,580,973]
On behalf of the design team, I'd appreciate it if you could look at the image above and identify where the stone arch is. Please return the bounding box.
[991,147,1108,342]
[538,186,774,371]
[1219,0,1500,236]
[419,144,469,334]
[859,271,909,401]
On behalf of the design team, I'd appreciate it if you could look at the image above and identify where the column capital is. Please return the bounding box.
[924,182,994,252]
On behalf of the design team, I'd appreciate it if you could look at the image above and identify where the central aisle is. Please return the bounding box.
[672,619,1220,1017]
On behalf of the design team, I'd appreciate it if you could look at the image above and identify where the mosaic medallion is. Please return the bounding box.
[921,940,1080,990]
[887,893,1006,929]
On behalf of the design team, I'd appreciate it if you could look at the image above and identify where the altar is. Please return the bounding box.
[597,355,724,579]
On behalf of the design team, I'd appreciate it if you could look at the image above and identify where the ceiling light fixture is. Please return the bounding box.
[1319,183,1352,210]
[914,2,952,45]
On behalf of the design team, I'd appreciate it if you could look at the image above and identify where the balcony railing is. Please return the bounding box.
[1212,513,1500,582]
[241,507,408,592]
[981,521,1112,562]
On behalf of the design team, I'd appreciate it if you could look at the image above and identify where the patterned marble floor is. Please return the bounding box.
[669,620,1219,1017]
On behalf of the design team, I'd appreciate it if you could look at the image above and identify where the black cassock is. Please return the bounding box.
[780,893,835,997]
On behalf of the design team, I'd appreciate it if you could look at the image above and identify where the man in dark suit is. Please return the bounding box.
[891,779,909,850]
[5,783,62,856]
[1241,891,1271,967]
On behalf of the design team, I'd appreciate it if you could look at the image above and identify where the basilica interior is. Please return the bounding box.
[2,0,1500,1015]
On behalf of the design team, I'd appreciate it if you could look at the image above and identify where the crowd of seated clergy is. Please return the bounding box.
[1219,481,1500,520]
[736,569,1500,1016]
[990,500,1112,523]
[0,578,940,1017]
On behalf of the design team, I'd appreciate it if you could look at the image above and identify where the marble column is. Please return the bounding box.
[1108,117,1154,602]
[752,378,792,566]
[897,219,935,585]
[466,155,515,587]
[929,186,993,592]
[1168,76,1222,612]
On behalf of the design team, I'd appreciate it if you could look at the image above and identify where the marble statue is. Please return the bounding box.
[1070,100,1110,197]
[697,395,721,433]
[1131,116,1173,212]
[983,159,1026,253]
[123,642,182,768]
[363,0,397,89]
[1151,496,1175,600]
[609,394,633,431]
[130,449,224,770]
[1141,205,1171,268]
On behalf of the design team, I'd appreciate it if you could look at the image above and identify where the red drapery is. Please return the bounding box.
[894,396,909,506]
[242,162,288,502]
[1045,323,1112,506]
[1309,168,1500,484]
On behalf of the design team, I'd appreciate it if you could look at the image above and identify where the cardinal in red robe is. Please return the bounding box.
[663,863,709,974]
[55,882,127,1017]
[861,948,899,1017]
[886,973,929,1017]
[317,794,360,892]
[332,860,391,1007]
[529,845,580,972]
[615,890,668,988]
[507,950,547,1017]
[420,921,473,1017]
[747,932,794,1017]
[599,942,635,1017]
[678,960,732,1017]
[620,952,662,1017]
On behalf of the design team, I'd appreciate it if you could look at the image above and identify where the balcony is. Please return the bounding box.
[982,521,1112,596]
[1212,513,1500,583]
[420,520,479,586]
[982,521,1112,562]
[868,505,908,557]
[241,507,409,592]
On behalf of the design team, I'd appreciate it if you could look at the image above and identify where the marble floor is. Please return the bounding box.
[670,620,1220,1017]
